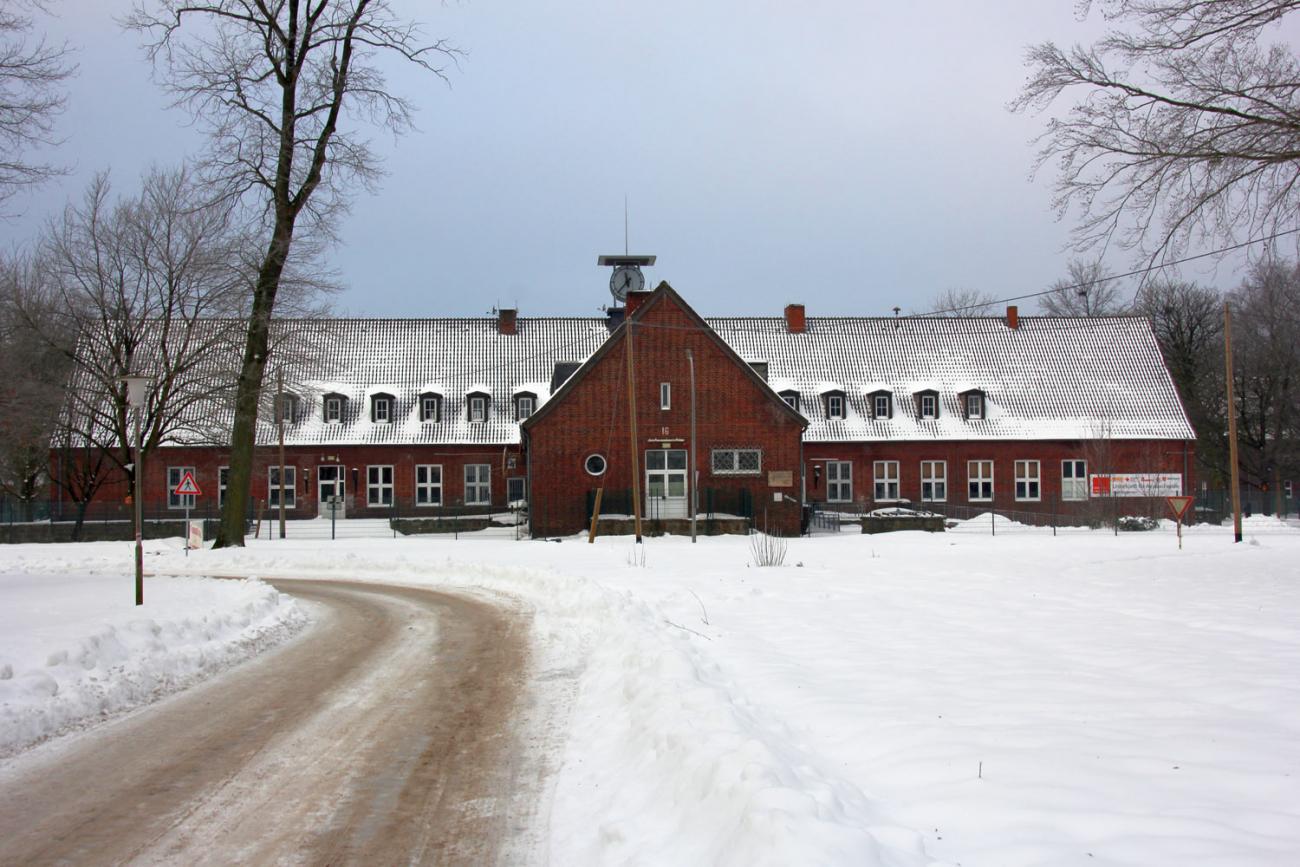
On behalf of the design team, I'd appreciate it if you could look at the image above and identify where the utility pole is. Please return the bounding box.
[277,366,286,540]
[1224,302,1243,543]
[687,348,697,543]
[626,320,643,542]
[121,375,151,605]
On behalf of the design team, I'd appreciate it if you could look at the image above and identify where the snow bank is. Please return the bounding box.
[0,545,307,758]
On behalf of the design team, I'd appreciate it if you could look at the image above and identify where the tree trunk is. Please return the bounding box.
[213,223,294,548]
[72,499,88,542]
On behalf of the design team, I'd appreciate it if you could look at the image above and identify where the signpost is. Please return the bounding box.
[173,471,202,556]
[1165,495,1194,549]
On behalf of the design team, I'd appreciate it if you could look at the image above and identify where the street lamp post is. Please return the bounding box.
[122,374,151,605]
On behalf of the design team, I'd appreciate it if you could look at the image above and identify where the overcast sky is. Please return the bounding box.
[0,1,1257,318]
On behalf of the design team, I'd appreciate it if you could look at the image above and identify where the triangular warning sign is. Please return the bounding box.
[1165,495,1193,520]
[173,471,202,497]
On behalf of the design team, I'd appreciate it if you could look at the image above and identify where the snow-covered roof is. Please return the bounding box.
[119,311,1192,448]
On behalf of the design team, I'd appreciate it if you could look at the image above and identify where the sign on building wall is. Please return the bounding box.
[768,470,793,488]
[1090,473,1183,497]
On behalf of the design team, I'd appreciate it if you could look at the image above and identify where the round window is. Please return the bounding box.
[585,453,607,476]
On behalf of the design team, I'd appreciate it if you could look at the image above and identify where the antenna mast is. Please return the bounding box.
[624,194,629,255]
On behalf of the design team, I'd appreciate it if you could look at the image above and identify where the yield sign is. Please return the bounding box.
[173,471,202,497]
[1165,496,1193,520]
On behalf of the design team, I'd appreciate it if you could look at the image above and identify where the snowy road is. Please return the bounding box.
[0,579,548,866]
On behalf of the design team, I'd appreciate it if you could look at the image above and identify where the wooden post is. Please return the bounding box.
[588,487,604,543]
[1224,302,1243,543]
[277,366,286,540]
[626,321,643,542]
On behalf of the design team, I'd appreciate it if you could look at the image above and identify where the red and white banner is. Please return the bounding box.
[1090,473,1183,497]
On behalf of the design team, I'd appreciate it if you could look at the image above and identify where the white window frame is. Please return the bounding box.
[921,460,947,502]
[415,464,442,506]
[826,394,845,419]
[1015,460,1041,501]
[873,460,900,501]
[268,466,297,508]
[920,394,937,419]
[218,466,229,507]
[873,394,890,419]
[516,395,535,420]
[325,396,342,423]
[781,392,799,411]
[366,465,394,507]
[966,393,984,419]
[373,396,391,424]
[470,396,487,423]
[421,395,440,423]
[465,463,491,505]
[711,448,762,475]
[277,394,295,423]
[968,460,994,502]
[1062,459,1088,501]
[660,382,671,410]
[167,466,196,510]
[827,460,852,503]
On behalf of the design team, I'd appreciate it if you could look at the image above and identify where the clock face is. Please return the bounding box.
[609,265,645,301]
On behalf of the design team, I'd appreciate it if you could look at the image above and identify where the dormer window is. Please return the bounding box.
[370,393,395,424]
[515,392,536,420]
[824,391,847,420]
[961,389,986,420]
[869,390,893,420]
[467,392,490,423]
[419,393,441,423]
[779,390,800,412]
[323,393,346,424]
[275,392,298,424]
[916,390,939,420]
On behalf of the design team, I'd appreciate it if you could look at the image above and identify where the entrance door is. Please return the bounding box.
[318,464,345,518]
[646,449,688,519]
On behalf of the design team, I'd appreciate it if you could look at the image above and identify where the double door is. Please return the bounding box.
[646,449,688,519]
[318,464,345,517]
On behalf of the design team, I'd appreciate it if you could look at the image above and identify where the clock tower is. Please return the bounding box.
[598,254,656,305]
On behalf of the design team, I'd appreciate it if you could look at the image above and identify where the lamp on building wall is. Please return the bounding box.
[121,373,152,606]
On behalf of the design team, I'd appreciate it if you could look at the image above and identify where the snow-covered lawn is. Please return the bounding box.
[2,517,1298,865]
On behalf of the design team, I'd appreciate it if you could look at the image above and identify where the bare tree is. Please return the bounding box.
[1013,1,1300,260]
[920,287,1001,316]
[1039,259,1128,315]
[0,0,73,205]
[125,1,455,547]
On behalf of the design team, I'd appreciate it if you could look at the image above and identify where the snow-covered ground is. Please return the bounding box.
[2,517,1298,866]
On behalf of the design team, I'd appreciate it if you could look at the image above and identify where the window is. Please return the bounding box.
[827,460,852,502]
[712,449,762,475]
[507,477,526,504]
[660,382,671,410]
[873,460,900,501]
[871,393,892,419]
[921,461,947,502]
[324,395,343,423]
[516,395,535,420]
[826,394,845,419]
[371,395,392,424]
[415,465,442,506]
[968,460,993,501]
[465,464,491,505]
[1062,460,1088,501]
[920,393,937,419]
[1015,460,1041,501]
[218,466,229,507]
[585,454,607,476]
[779,391,800,412]
[167,466,196,509]
[268,466,297,508]
[469,396,487,422]
[276,393,295,423]
[367,465,393,507]
[420,394,440,423]
[966,393,984,419]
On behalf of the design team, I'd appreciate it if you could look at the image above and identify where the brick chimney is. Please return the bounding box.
[497,308,517,335]
[784,303,806,334]
[625,290,652,317]
[1005,305,1019,330]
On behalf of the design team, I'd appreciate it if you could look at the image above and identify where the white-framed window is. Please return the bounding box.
[827,460,852,502]
[826,394,845,419]
[873,460,900,501]
[167,466,196,509]
[1015,460,1041,501]
[872,394,891,419]
[921,460,947,502]
[465,464,491,505]
[421,395,440,423]
[660,382,671,410]
[516,395,535,420]
[469,396,487,422]
[367,465,393,507]
[966,393,984,419]
[711,448,762,475]
[268,466,297,508]
[780,391,799,411]
[372,396,391,424]
[415,464,442,506]
[325,396,343,423]
[920,394,937,419]
[1062,459,1088,501]
[218,466,229,507]
[968,460,993,501]
[276,393,295,423]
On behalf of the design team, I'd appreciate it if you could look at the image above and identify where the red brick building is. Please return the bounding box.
[56,281,1196,536]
